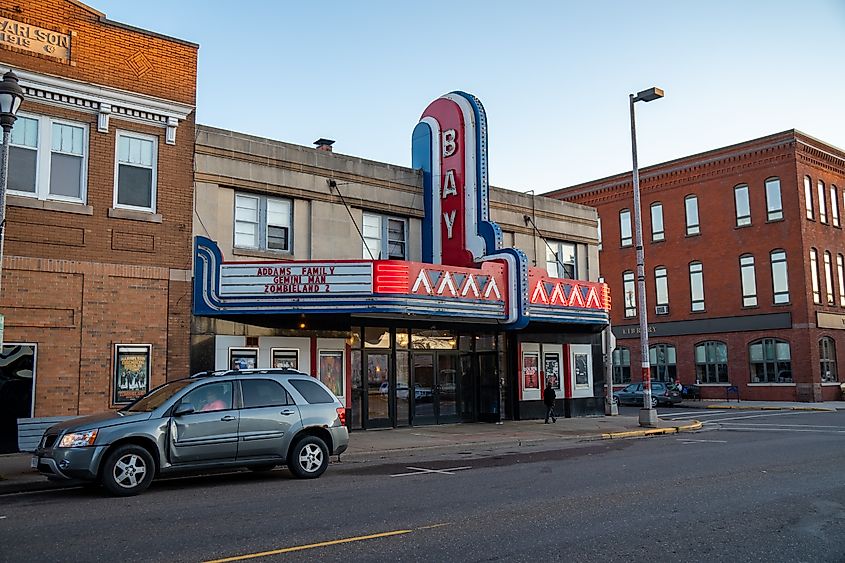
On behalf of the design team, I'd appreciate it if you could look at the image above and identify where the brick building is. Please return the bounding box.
[549,130,845,403]
[0,0,197,451]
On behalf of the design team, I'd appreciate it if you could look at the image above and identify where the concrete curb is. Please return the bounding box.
[704,405,837,412]
[601,420,703,439]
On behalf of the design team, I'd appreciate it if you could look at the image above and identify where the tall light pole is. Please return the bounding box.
[0,70,25,348]
[629,86,663,428]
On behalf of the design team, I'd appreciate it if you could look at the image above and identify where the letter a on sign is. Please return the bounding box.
[442,170,458,198]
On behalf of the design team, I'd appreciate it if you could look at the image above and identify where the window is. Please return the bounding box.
[182,382,234,412]
[819,337,838,383]
[0,344,36,418]
[695,341,728,384]
[648,344,676,382]
[810,248,821,304]
[115,131,157,212]
[685,195,700,235]
[234,194,292,252]
[831,185,840,227]
[740,254,757,307]
[838,254,845,306]
[804,176,814,219]
[654,266,668,308]
[289,378,335,404]
[734,185,751,226]
[765,177,783,221]
[612,346,631,384]
[818,180,828,224]
[10,114,87,202]
[650,202,664,241]
[619,209,632,247]
[689,261,704,312]
[241,379,292,408]
[824,251,834,305]
[623,271,636,318]
[545,241,577,279]
[770,250,789,304]
[597,216,602,251]
[749,339,791,383]
[363,212,406,259]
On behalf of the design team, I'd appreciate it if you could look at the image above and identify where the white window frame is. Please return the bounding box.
[113,129,158,213]
[817,180,827,224]
[838,254,845,307]
[824,251,834,306]
[362,212,407,260]
[831,185,840,228]
[619,209,632,247]
[740,254,757,307]
[771,250,790,305]
[654,266,669,307]
[623,271,636,318]
[545,240,577,279]
[734,184,751,226]
[270,348,299,370]
[765,177,783,221]
[810,248,821,304]
[650,202,664,241]
[685,195,700,235]
[689,261,705,312]
[804,176,814,220]
[233,193,293,253]
[10,112,88,204]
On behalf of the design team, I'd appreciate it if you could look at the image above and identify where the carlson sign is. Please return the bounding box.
[0,17,72,61]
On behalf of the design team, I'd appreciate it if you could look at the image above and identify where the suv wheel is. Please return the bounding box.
[100,444,155,496]
[650,396,658,409]
[288,436,329,479]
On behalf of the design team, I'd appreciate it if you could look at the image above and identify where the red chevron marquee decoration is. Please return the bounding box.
[373,260,506,302]
[527,268,609,310]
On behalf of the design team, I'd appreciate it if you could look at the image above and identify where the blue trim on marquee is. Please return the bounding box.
[412,121,435,264]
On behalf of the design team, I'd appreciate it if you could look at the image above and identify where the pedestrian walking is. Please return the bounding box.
[543,381,557,424]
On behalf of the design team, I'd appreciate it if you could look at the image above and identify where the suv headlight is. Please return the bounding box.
[59,430,98,448]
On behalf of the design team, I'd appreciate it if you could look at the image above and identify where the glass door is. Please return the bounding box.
[436,353,460,423]
[365,352,392,428]
[412,353,436,425]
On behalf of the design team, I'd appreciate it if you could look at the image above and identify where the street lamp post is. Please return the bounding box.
[0,70,25,347]
[629,86,663,428]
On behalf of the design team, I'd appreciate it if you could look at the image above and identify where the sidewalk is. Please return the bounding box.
[0,415,700,495]
[676,399,845,412]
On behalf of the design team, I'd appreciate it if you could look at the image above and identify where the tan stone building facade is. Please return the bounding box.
[0,0,196,451]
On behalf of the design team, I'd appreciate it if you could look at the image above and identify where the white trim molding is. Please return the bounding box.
[3,66,194,145]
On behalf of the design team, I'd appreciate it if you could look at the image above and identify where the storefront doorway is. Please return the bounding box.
[411,351,461,425]
[0,344,37,454]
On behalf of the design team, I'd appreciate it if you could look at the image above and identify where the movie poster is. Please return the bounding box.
[319,351,344,398]
[114,345,150,404]
[522,352,539,390]
[272,349,298,370]
[544,353,561,390]
[230,348,258,370]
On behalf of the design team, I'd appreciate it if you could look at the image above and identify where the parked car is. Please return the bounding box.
[614,382,682,407]
[32,369,349,496]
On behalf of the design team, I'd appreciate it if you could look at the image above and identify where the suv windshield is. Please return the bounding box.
[122,380,193,412]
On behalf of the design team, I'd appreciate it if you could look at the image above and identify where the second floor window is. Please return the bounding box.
[363,212,406,260]
[838,254,845,306]
[771,250,790,304]
[734,184,750,226]
[689,261,704,311]
[234,194,292,252]
[650,202,664,241]
[623,271,636,318]
[654,266,668,308]
[740,254,757,307]
[824,251,834,305]
[545,241,576,279]
[831,185,840,227]
[115,131,157,212]
[619,209,632,247]
[685,195,700,235]
[810,248,820,304]
[10,114,87,203]
[765,177,783,221]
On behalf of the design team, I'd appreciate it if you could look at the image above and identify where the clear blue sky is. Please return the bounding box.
[91,0,845,193]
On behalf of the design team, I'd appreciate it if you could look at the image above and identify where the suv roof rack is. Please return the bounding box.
[190,368,308,379]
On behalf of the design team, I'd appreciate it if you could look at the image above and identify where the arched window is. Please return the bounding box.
[749,339,791,383]
[612,346,631,385]
[695,341,728,383]
[810,248,821,304]
[819,337,838,383]
[649,344,676,382]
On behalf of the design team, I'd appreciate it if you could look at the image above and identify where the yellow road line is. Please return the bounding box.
[204,525,443,563]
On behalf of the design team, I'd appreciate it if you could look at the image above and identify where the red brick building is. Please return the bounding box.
[0,0,197,451]
[549,130,845,403]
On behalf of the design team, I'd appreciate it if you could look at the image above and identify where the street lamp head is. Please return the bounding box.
[633,87,664,103]
[0,70,24,131]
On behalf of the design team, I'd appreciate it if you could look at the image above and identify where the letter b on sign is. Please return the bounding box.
[442,129,457,157]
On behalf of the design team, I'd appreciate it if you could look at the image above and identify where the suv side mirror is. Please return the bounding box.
[174,402,195,416]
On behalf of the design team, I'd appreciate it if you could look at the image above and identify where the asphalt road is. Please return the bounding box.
[2,409,844,563]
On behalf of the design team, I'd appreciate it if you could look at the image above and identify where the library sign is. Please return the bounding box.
[0,17,72,60]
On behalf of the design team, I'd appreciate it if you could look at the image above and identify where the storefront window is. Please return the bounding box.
[364,327,390,348]
[318,351,344,398]
[351,350,362,429]
[648,344,676,382]
[612,347,631,384]
[749,338,791,383]
[694,341,728,384]
[476,335,496,352]
[395,330,409,349]
[411,330,457,349]
[819,337,838,383]
[396,350,410,426]
[348,327,362,349]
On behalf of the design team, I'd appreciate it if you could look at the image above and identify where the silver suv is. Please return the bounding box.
[33,369,349,496]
